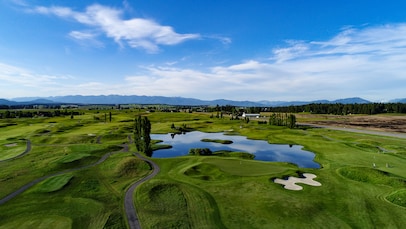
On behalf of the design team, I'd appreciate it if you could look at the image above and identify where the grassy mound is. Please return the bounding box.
[137,179,225,229]
[338,167,406,188]
[386,190,406,208]
[114,158,150,177]
[184,163,230,181]
[147,183,190,228]
[34,174,74,193]
[58,153,91,163]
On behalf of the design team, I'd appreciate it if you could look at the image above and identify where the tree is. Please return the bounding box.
[287,114,296,129]
[134,116,152,156]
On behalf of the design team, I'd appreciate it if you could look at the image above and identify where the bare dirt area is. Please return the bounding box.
[297,114,406,134]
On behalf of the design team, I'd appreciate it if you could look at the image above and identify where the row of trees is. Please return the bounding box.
[133,116,152,156]
[0,110,82,119]
[206,102,406,115]
[267,103,406,115]
[269,113,296,129]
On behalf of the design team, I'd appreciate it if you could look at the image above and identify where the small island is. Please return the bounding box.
[201,138,233,144]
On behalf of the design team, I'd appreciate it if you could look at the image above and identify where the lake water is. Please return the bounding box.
[151,131,320,168]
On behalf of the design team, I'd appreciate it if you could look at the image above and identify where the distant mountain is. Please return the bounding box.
[0,98,59,106]
[0,99,18,106]
[19,99,57,104]
[257,97,369,107]
[2,95,398,107]
[332,97,370,104]
[390,98,406,103]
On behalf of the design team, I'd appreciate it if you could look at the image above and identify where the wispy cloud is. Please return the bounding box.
[68,31,104,48]
[0,63,71,86]
[123,24,406,100]
[2,23,406,101]
[0,62,75,98]
[33,4,200,53]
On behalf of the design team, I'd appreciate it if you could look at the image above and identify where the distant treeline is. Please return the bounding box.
[0,110,83,119]
[205,103,406,115]
[265,103,406,115]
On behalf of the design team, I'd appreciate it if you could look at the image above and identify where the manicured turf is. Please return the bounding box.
[32,174,74,193]
[0,110,405,228]
[0,215,72,229]
[0,141,26,160]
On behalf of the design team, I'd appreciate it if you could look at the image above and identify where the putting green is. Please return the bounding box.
[0,140,27,161]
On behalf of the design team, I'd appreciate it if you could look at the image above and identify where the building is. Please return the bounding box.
[241,112,260,118]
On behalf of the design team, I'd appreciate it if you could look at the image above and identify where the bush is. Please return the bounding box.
[189,148,213,155]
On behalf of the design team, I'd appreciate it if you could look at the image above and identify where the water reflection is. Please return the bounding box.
[151,131,320,168]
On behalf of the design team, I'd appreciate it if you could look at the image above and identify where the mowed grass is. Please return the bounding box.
[32,174,74,193]
[0,141,26,160]
[1,110,406,228]
[136,112,406,228]
[0,109,151,228]
[0,215,72,229]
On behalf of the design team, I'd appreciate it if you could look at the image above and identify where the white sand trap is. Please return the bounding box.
[4,143,18,147]
[87,133,96,136]
[274,173,321,191]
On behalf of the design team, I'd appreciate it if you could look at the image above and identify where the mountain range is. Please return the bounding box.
[1,95,405,107]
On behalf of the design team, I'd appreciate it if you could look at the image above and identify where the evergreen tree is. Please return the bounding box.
[134,116,152,156]
[287,114,296,129]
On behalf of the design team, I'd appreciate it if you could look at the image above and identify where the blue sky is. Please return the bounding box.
[1,0,406,101]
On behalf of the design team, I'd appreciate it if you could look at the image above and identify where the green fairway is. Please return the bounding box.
[0,109,405,228]
[32,174,74,193]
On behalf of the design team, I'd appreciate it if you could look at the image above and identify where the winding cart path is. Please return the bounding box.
[0,140,127,205]
[0,137,160,229]
[124,153,160,229]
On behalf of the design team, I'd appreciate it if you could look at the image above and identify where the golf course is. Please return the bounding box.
[0,108,405,228]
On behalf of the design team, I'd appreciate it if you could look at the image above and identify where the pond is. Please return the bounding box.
[151,131,320,168]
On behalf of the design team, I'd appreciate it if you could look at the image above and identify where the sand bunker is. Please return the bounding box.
[4,143,18,147]
[274,173,321,190]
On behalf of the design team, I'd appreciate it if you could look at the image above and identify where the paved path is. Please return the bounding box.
[124,153,160,229]
[299,123,406,139]
[0,140,31,162]
[0,135,160,229]
[0,144,121,205]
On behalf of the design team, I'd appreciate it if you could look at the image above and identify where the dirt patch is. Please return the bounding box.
[298,114,406,133]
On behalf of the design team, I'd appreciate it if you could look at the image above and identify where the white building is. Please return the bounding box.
[241,112,260,118]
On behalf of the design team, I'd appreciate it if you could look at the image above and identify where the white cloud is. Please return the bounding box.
[2,23,406,101]
[0,62,76,98]
[0,63,70,87]
[120,24,406,101]
[68,31,104,47]
[33,4,200,53]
